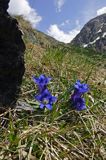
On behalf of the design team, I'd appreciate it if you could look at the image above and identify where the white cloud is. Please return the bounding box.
[75,20,80,26]
[55,0,66,12]
[8,0,42,28]
[97,7,106,15]
[47,24,80,43]
[60,19,70,26]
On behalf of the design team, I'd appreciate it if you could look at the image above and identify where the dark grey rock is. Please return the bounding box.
[71,14,106,53]
[0,0,10,14]
[0,0,25,110]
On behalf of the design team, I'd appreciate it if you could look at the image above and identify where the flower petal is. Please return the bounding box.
[32,76,39,84]
[51,96,57,103]
[74,80,89,93]
[35,94,42,101]
[40,103,44,109]
[46,104,52,110]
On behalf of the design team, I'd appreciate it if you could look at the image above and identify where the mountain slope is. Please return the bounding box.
[71,14,106,53]
[16,16,63,48]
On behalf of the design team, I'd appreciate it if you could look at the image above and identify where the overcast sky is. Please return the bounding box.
[8,0,106,43]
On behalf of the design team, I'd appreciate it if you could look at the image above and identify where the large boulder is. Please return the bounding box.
[0,0,25,111]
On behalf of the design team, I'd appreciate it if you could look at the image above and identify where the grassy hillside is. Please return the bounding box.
[0,17,106,160]
[17,16,63,47]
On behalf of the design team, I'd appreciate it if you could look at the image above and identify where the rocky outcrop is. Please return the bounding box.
[71,14,106,53]
[0,0,25,111]
[0,0,9,14]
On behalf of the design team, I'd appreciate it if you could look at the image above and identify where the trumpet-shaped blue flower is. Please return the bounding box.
[35,89,57,110]
[71,93,86,111]
[74,80,89,94]
[32,74,51,92]
[71,80,89,111]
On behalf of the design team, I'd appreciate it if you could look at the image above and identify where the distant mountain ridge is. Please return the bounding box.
[71,14,106,53]
[17,15,106,54]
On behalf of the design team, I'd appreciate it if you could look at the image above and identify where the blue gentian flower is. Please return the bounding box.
[71,93,86,111]
[32,74,51,92]
[35,89,57,110]
[71,80,89,111]
[74,80,89,94]
[33,74,57,110]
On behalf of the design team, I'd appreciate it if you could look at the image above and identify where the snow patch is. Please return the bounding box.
[102,32,106,38]
[83,44,88,48]
[97,29,102,33]
[89,37,100,45]
[82,37,101,48]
